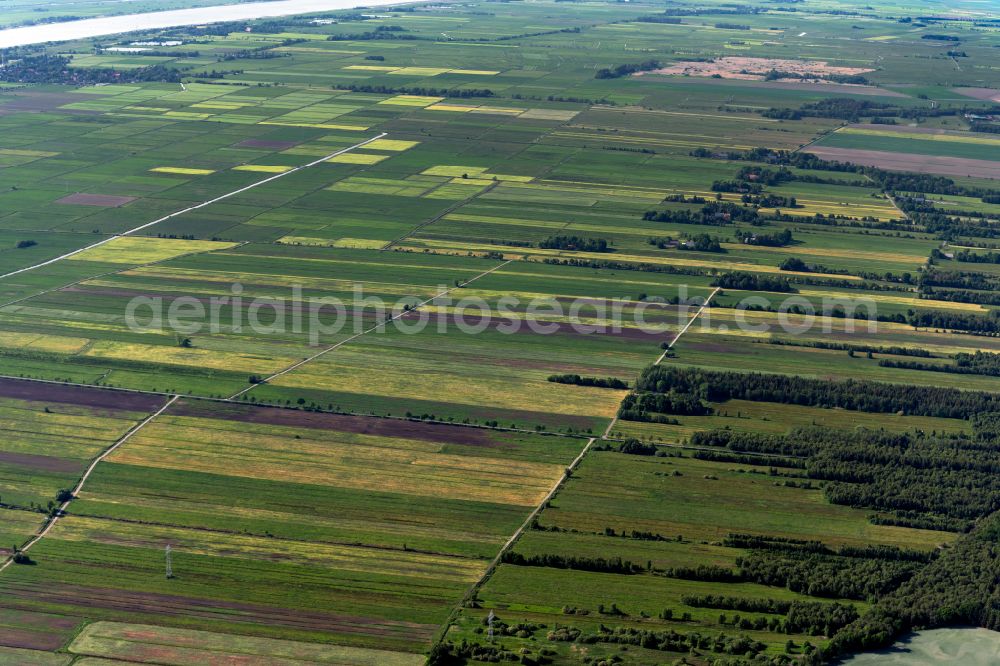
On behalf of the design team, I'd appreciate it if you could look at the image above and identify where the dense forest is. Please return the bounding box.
[680,414,1000,663]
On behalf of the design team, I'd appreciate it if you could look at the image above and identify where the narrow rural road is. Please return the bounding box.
[0,134,388,281]
[0,394,179,574]
[654,286,719,365]
[450,277,722,616]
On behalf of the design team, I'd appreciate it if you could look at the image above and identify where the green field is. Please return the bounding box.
[0,0,999,664]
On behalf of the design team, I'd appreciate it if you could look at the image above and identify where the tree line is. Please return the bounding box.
[692,146,999,200]
[642,200,762,226]
[694,423,1000,529]
[547,374,628,389]
[879,350,1000,377]
[501,551,644,574]
[711,272,795,291]
[539,235,609,252]
[628,365,1000,419]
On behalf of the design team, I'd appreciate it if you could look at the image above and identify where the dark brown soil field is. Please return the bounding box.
[0,450,80,474]
[56,193,137,207]
[952,87,1000,102]
[0,92,99,114]
[170,398,500,446]
[0,378,166,413]
[407,311,677,342]
[805,146,1000,180]
[3,581,437,641]
[0,627,67,651]
[0,608,78,633]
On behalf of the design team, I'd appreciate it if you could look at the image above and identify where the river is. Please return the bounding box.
[0,0,416,48]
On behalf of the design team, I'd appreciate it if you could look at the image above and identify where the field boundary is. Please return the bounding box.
[0,134,387,281]
[0,241,251,310]
[0,373,601,441]
[435,282,719,644]
[446,435,596,633]
[380,180,500,251]
[227,258,514,399]
[0,394,179,574]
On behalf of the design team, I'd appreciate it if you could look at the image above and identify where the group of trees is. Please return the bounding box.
[677,233,725,253]
[743,193,798,208]
[907,308,1000,335]
[538,235,609,252]
[762,97,973,123]
[954,248,1000,263]
[740,165,796,184]
[763,69,868,85]
[642,201,762,226]
[764,338,932,358]
[629,365,1000,419]
[682,595,859,637]
[595,625,766,657]
[738,551,921,601]
[682,594,793,614]
[779,257,811,272]
[736,228,794,247]
[724,533,933,563]
[662,564,744,583]
[594,59,660,79]
[693,422,1000,530]
[618,389,713,421]
[879,350,1000,377]
[635,15,683,24]
[501,551,644,574]
[763,98,897,121]
[615,438,660,455]
[921,266,1000,290]
[823,512,1000,662]
[694,145,997,201]
[547,374,628,389]
[711,271,794,291]
[712,179,763,194]
[327,25,417,41]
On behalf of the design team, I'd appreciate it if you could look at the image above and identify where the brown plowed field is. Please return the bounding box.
[805,146,1000,180]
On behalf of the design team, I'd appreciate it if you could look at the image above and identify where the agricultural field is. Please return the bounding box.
[0,0,1000,664]
[0,398,585,656]
[0,380,165,558]
[447,449,953,664]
